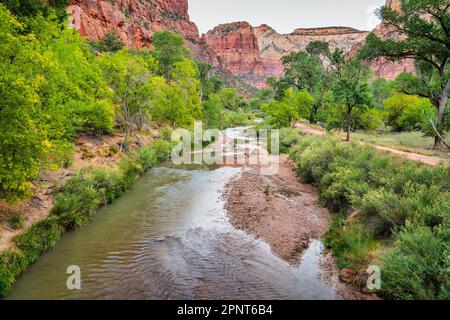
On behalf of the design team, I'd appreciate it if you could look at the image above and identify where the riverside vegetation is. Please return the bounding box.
[256,0,449,300]
[0,1,254,296]
[0,0,449,300]
[285,130,449,300]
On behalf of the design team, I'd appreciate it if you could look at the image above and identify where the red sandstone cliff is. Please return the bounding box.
[203,22,268,89]
[68,0,201,53]
[67,0,414,88]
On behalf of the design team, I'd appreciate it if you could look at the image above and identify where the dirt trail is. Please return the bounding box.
[295,123,448,166]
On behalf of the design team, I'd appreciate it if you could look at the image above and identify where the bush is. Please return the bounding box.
[289,135,449,299]
[0,251,27,297]
[325,216,377,270]
[9,213,24,230]
[51,170,101,230]
[383,94,435,132]
[380,224,449,300]
[13,217,62,263]
[221,110,253,129]
[279,128,302,153]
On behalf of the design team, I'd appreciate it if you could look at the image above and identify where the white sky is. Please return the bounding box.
[189,0,386,34]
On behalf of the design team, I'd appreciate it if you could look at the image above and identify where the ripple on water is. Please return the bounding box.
[7,163,339,300]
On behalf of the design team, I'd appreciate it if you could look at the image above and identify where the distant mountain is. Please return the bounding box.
[68,0,413,88]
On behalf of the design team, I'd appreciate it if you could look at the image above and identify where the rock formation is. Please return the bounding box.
[203,22,268,89]
[67,0,414,88]
[254,25,369,79]
[67,0,201,52]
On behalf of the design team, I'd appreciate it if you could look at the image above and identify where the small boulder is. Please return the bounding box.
[339,268,357,283]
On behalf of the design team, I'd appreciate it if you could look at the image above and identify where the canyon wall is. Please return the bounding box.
[68,0,413,88]
[68,0,202,53]
[203,22,268,89]
[254,25,369,79]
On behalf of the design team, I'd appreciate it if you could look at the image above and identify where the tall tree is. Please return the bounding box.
[360,0,450,149]
[330,54,373,141]
[196,61,212,103]
[151,31,189,80]
[281,45,329,123]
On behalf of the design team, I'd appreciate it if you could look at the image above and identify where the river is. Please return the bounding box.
[7,128,342,300]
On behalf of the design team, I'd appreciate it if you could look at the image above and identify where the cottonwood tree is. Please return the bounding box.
[329,53,373,141]
[361,0,450,149]
[281,42,330,123]
[196,61,212,103]
[261,89,314,128]
[98,50,157,143]
[151,31,189,80]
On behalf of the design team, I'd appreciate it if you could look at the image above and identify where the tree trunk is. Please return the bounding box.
[346,107,352,142]
[434,76,450,150]
[199,81,204,103]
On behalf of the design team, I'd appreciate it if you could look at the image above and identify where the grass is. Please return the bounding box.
[289,135,449,300]
[0,138,174,297]
[352,130,450,158]
[9,214,24,230]
[299,121,450,159]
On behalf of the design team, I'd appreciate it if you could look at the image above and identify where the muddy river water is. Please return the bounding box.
[7,128,343,300]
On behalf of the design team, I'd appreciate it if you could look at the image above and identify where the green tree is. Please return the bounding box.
[370,78,396,109]
[283,88,315,127]
[0,6,47,196]
[218,87,246,111]
[383,94,435,131]
[202,93,223,129]
[196,61,212,103]
[148,59,202,127]
[261,88,314,128]
[0,6,115,197]
[361,0,450,149]
[281,44,329,123]
[151,31,189,80]
[171,58,202,126]
[90,32,124,53]
[3,0,68,20]
[329,56,373,141]
[98,50,157,139]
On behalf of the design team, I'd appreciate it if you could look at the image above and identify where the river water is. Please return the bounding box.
[7,128,341,300]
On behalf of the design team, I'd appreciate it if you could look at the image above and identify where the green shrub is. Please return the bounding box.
[9,213,25,230]
[13,217,62,263]
[380,224,449,300]
[279,127,303,153]
[325,216,377,270]
[51,171,101,230]
[91,168,124,205]
[289,134,449,300]
[320,166,369,213]
[295,138,350,183]
[0,251,27,297]
[221,110,253,129]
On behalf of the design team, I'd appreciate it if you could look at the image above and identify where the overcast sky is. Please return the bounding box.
[189,0,386,34]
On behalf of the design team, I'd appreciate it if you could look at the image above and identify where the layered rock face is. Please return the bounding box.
[68,0,414,88]
[203,22,268,89]
[254,25,369,79]
[68,0,201,52]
